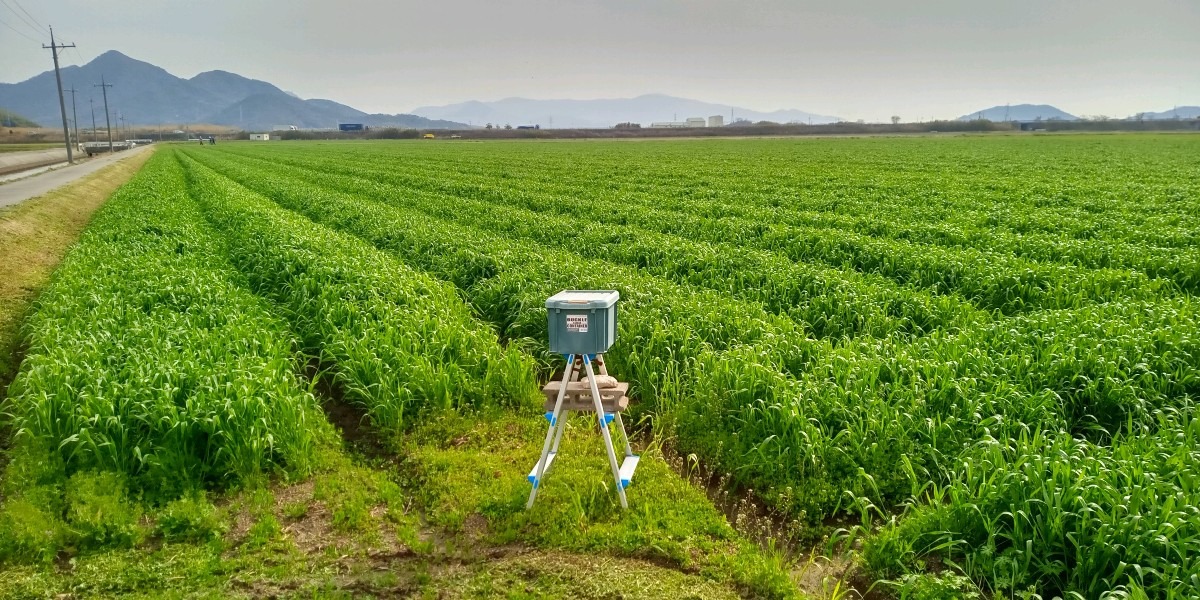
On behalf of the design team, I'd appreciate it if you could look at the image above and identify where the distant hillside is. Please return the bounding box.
[0,108,38,127]
[411,93,841,129]
[205,93,354,130]
[0,51,468,130]
[189,70,284,109]
[1136,106,1200,120]
[959,104,1078,122]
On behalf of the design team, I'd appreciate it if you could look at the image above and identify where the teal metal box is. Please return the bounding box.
[546,290,619,355]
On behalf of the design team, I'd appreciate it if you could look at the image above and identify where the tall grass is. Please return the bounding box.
[2,152,335,496]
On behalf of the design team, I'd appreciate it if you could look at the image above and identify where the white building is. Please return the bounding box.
[650,117,711,128]
[708,115,724,127]
[249,133,270,141]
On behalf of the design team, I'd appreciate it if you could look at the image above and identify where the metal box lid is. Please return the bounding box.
[545,290,619,310]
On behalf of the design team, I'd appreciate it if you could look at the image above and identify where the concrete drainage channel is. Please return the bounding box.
[0,149,70,177]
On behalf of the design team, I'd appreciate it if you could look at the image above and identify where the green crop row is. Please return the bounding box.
[2,152,335,496]
[218,138,1199,294]
[214,144,1175,313]
[177,147,824,379]
[865,410,1200,599]
[176,154,539,433]
[221,137,1200,252]
[180,146,1200,519]
[177,138,1200,599]
[189,148,988,341]
[286,141,1200,290]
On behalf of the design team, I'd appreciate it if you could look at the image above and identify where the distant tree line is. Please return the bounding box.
[238,117,1200,143]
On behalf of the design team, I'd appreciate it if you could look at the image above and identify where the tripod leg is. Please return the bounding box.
[551,410,570,453]
[596,355,631,457]
[528,354,575,509]
[585,355,627,508]
[614,412,634,458]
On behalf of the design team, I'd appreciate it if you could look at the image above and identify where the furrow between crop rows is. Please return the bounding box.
[220,141,1200,291]
[6,135,1194,600]
[217,145,1179,312]
[177,153,540,434]
[191,148,990,342]
[180,147,1200,527]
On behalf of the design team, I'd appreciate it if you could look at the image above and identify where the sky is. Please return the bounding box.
[1,0,1197,122]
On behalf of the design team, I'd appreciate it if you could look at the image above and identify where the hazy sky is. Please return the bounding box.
[2,0,1197,121]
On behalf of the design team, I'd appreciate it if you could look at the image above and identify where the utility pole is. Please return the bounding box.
[95,76,113,154]
[43,26,76,164]
[66,86,80,149]
[118,113,126,140]
[89,97,97,142]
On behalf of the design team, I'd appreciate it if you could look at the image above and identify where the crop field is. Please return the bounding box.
[1,133,1198,599]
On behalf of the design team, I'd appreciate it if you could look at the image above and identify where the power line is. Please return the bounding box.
[44,24,86,64]
[0,0,43,36]
[10,0,46,33]
[0,15,39,43]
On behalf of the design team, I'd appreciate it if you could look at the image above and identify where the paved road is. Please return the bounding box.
[0,145,153,209]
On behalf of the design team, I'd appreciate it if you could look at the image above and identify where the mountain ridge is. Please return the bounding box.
[958,104,1078,121]
[3,53,1192,130]
[411,93,842,128]
[0,50,467,130]
[1135,106,1200,120]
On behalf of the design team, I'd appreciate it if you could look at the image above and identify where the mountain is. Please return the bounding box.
[204,93,355,129]
[0,50,222,126]
[1135,106,1200,120]
[189,70,286,108]
[0,50,467,130]
[411,93,841,128]
[958,104,1078,122]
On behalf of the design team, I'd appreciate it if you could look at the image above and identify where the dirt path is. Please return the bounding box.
[0,144,153,209]
[0,146,155,395]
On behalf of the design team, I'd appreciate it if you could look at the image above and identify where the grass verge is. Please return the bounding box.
[0,449,785,599]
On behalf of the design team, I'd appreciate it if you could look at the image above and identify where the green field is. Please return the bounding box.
[1,134,1198,599]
